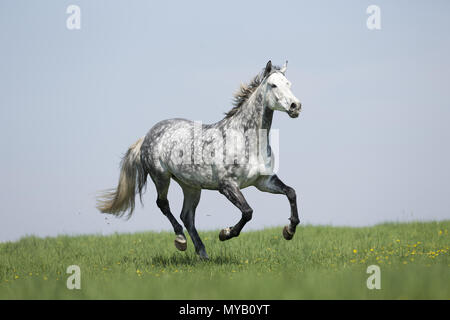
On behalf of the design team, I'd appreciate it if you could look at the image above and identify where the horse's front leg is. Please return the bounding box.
[254,175,300,240]
[218,181,253,241]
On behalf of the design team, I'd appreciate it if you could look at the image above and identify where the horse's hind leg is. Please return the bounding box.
[150,172,187,251]
[179,185,208,259]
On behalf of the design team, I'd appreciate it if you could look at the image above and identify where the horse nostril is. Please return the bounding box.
[290,103,297,110]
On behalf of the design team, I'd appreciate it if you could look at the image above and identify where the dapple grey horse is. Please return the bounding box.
[97,61,302,259]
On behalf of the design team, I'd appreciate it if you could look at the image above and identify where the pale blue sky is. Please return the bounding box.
[1,1,449,242]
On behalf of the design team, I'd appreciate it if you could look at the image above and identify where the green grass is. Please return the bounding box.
[0,221,449,299]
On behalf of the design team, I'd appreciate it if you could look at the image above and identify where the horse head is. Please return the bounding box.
[261,60,302,118]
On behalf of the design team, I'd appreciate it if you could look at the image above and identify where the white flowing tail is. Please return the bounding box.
[96,137,147,219]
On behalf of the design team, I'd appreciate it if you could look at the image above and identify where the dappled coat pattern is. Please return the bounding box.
[97,61,302,259]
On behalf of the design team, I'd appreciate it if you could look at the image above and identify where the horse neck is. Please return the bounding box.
[225,86,274,135]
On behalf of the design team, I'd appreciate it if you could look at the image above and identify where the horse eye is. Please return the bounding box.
[271,84,277,88]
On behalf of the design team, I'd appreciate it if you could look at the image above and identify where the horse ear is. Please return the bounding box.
[280,60,288,74]
[264,60,272,77]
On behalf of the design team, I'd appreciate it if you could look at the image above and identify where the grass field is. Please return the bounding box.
[0,221,449,299]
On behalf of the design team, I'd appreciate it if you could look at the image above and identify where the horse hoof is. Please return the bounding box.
[282,225,295,240]
[219,227,232,241]
[198,251,209,260]
[174,235,187,251]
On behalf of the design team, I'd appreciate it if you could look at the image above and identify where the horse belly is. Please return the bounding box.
[169,163,260,190]
[161,132,222,189]
[154,120,270,190]
[170,165,221,189]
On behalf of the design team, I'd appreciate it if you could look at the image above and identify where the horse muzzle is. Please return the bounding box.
[288,102,301,118]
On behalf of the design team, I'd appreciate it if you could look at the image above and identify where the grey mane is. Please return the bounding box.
[224,65,282,119]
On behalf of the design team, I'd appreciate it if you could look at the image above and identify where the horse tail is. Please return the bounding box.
[96,137,147,219]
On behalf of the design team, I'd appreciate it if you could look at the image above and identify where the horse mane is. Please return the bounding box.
[224,65,282,119]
